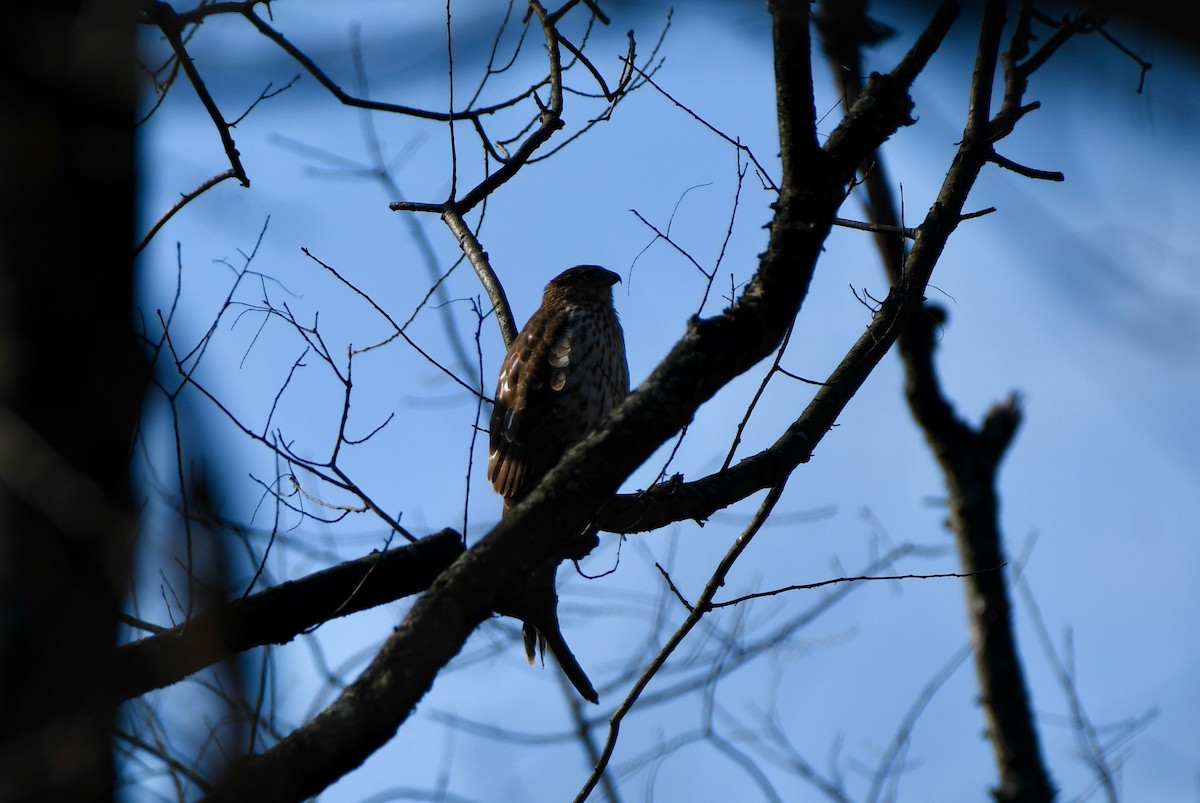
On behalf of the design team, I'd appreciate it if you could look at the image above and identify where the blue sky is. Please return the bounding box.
[132,2,1199,800]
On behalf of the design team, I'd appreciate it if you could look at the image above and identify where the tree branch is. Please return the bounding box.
[575,482,788,802]
[135,168,239,256]
[441,206,518,347]
[113,530,463,702]
[148,2,250,186]
[390,0,570,218]
[815,1,1079,799]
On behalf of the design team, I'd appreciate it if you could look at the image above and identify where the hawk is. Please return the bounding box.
[488,265,628,703]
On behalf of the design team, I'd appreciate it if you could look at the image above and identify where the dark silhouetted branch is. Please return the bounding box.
[114,530,463,702]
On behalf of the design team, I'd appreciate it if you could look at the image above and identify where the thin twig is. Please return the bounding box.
[135,169,239,256]
[441,208,517,346]
[988,151,1064,181]
[574,482,788,803]
[711,567,1002,610]
[150,3,249,186]
[832,216,916,239]
[623,61,779,192]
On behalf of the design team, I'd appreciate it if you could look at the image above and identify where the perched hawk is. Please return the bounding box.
[488,265,628,703]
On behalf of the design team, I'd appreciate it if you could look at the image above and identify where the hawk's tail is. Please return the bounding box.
[524,617,598,704]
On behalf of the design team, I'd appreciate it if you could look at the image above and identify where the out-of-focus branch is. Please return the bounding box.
[903,309,1045,803]
[0,1,142,797]
[812,2,1135,801]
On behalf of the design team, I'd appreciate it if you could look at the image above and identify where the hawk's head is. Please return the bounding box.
[543,265,621,306]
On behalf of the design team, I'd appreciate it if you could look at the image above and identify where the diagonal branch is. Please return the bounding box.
[575,481,788,802]
[442,207,518,347]
[135,169,239,256]
[148,2,250,186]
[113,530,463,703]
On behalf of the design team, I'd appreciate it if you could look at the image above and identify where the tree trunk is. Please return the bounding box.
[0,2,141,800]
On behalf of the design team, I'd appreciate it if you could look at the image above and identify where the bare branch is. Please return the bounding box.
[135,169,239,256]
[441,207,517,346]
[148,3,250,186]
[575,482,788,803]
[832,215,915,239]
[988,150,1065,182]
[710,567,1001,610]
[113,530,463,702]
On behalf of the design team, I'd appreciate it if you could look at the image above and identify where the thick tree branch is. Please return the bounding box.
[113,530,464,702]
[988,150,1064,182]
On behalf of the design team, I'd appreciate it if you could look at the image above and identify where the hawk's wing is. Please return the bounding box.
[488,300,627,506]
[488,304,574,503]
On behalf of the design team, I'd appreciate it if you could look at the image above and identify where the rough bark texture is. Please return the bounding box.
[113,530,464,702]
